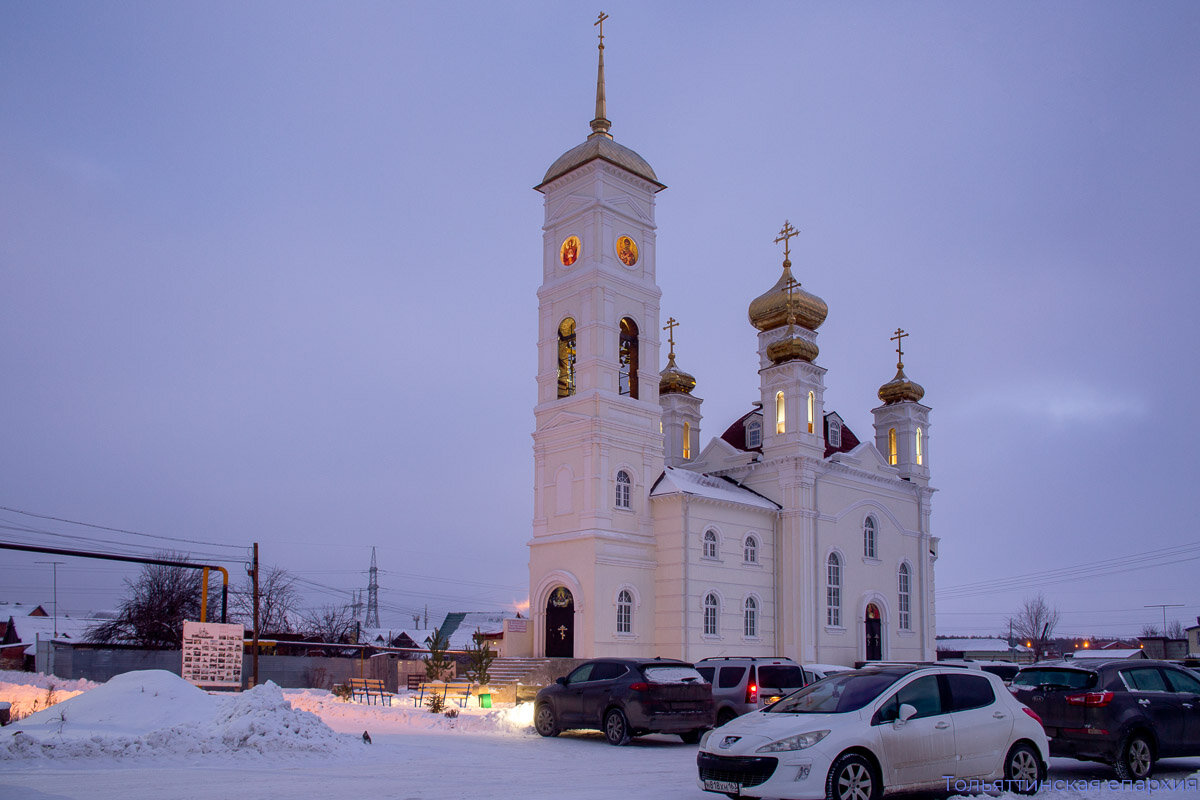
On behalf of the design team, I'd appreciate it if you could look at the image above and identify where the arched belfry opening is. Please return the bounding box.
[557,318,577,398]
[545,586,575,657]
[618,317,639,398]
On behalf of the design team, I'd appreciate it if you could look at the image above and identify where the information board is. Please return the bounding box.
[181,620,243,689]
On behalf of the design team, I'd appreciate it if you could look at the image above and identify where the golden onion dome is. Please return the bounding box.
[877,366,925,404]
[659,353,697,395]
[766,333,819,365]
[748,261,828,332]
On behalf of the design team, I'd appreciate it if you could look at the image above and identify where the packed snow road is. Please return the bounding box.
[1,670,1199,799]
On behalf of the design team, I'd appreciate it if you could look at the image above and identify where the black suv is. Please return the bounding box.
[534,658,715,745]
[1010,658,1200,779]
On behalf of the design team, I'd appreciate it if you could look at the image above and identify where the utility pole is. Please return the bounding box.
[251,542,260,687]
[1145,603,1185,637]
[35,561,65,637]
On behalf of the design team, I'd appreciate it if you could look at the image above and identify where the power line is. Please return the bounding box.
[0,505,245,552]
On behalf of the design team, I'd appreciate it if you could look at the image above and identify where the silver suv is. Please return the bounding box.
[694,656,813,726]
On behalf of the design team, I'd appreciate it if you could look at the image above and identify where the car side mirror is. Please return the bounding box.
[898,703,918,722]
[556,676,568,686]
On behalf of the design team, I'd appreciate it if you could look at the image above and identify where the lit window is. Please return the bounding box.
[615,470,631,509]
[827,553,842,627]
[898,564,911,630]
[828,419,841,448]
[744,535,758,564]
[617,589,633,634]
[704,593,720,636]
[888,428,897,465]
[557,318,576,398]
[703,529,719,559]
[776,391,785,434]
[618,317,639,399]
[746,419,762,449]
[864,516,877,559]
[683,421,691,460]
[744,597,758,638]
[915,427,923,466]
[807,391,815,433]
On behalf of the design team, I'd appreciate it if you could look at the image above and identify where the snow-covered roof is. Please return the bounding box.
[1071,649,1145,660]
[650,466,780,510]
[936,638,1031,653]
[1,613,97,655]
[439,612,518,650]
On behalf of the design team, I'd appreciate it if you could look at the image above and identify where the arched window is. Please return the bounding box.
[746,419,762,449]
[807,391,815,433]
[776,391,786,434]
[744,535,759,564]
[683,421,692,460]
[898,563,911,630]
[615,470,631,509]
[827,553,842,627]
[828,418,842,448]
[915,427,923,466]
[864,516,877,559]
[703,529,719,559]
[618,317,639,399]
[744,597,758,638]
[617,589,633,634]
[887,427,897,465]
[557,318,577,398]
[703,593,720,636]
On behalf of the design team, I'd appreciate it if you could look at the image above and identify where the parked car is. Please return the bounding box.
[697,664,1048,800]
[534,657,714,745]
[696,657,812,725]
[1010,658,1200,780]
[803,663,852,682]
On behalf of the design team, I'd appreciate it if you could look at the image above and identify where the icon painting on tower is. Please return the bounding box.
[616,235,638,266]
[560,235,581,266]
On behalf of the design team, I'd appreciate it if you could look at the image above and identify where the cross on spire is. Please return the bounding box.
[890,327,909,368]
[595,11,608,46]
[663,316,679,359]
[590,12,612,138]
[774,220,799,265]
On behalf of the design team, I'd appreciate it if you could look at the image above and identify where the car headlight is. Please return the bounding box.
[755,730,830,753]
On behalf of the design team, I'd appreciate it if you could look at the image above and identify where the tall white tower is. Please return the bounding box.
[529,14,666,658]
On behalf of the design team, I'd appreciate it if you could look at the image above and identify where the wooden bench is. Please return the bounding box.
[347,677,393,706]
[415,680,473,708]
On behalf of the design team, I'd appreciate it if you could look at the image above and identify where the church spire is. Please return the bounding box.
[589,12,613,139]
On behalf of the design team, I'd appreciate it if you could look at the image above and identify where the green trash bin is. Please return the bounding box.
[478,693,492,709]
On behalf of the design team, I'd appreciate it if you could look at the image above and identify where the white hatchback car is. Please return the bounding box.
[697,665,1048,800]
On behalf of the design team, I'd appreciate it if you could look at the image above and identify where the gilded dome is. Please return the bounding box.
[659,353,696,395]
[877,366,925,404]
[766,334,819,365]
[747,262,828,332]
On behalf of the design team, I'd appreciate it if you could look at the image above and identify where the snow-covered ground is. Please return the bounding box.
[1,669,1198,799]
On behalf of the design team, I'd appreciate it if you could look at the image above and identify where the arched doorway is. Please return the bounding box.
[545,586,575,657]
[865,603,883,661]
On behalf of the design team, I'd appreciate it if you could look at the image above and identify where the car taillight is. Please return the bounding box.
[629,682,650,692]
[1065,691,1114,707]
[746,683,758,704]
[1022,707,1044,726]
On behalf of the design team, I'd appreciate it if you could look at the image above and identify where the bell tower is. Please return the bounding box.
[529,14,666,659]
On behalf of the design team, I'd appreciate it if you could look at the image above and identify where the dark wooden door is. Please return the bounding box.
[545,586,574,657]
[865,604,882,661]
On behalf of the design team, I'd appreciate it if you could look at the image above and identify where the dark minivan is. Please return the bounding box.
[1010,658,1200,779]
[534,658,715,745]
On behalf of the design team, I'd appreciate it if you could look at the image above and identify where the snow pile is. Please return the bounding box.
[1,670,354,760]
[0,669,97,720]
[284,688,536,736]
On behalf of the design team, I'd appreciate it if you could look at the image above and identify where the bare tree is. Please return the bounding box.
[1006,593,1060,660]
[229,565,300,634]
[87,555,221,649]
[1140,624,1161,638]
[299,604,357,653]
[1167,619,1186,640]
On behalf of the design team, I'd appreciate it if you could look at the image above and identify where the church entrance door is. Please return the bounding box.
[865,603,882,661]
[545,586,574,657]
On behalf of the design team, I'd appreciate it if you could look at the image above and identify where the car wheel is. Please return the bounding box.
[825,752,880,800]
[604,708,631,746]
[1003,742,1043,794]
[716,708,737,727]
[1114,731,1154,781]
[533,703,558,737]
[679,728,704,744]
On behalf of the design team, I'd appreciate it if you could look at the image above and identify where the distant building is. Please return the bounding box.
[1138,635,1188,660]
[936,638,1032,664]
[1188,617,1200,659]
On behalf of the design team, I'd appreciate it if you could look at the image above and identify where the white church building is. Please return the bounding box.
[524,22,937,667]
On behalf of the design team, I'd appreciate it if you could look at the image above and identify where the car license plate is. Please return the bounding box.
[704,779,739,794]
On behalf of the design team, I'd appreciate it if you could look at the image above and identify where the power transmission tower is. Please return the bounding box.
[365,547,380,628]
